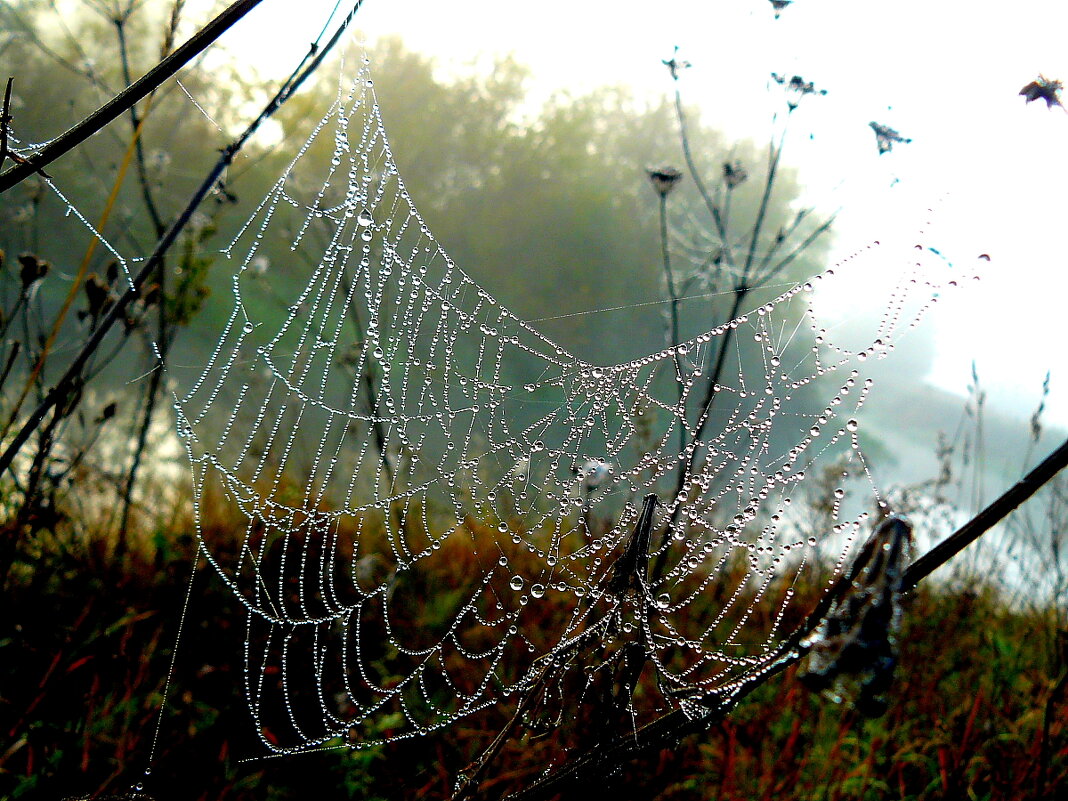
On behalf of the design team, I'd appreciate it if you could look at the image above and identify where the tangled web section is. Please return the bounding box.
[170,54,962,755]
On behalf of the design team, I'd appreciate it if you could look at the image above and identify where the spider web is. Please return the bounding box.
[171,54,964,756]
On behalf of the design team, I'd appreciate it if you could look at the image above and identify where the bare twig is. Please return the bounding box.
[113,3,174,552]
[656,190,685,457]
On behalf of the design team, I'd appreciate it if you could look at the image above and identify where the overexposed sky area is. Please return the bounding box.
[212,0,1068,426]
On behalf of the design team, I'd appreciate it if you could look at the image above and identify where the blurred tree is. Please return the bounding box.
[273,37,827,368]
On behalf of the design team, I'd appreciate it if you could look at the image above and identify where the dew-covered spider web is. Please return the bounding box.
[170,53,968,756]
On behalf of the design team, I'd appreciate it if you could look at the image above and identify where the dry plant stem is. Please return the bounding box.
[672,84,730,258]
[501,649,800,801]
[658,193,685,457]
[339,275,396,488]
[0,1,367,580]
[114,16,168,237]
[1038,668,1068,798]
[741,130,787,283]
[452,668,556,801]
[666,138,782,489]
[458,497,660,801]
[114,8,173,552]
[903,435,1068,589]
[336,269,408,540]
[0,344,20,395]
[0,0,266,193]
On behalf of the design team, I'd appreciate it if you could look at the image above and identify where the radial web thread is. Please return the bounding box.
[171,55,967,755]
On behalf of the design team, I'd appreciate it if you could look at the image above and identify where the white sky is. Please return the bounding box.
[212,0,1068,427]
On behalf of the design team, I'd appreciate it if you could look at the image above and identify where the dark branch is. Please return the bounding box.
[903,435,1068,589]
[0,0,265,193]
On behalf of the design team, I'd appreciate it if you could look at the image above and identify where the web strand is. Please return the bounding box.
[165,53,969,756]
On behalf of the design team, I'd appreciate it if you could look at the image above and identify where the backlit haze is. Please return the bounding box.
[211,0,1068,431]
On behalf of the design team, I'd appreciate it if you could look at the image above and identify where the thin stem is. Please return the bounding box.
[673,85,731,266]
[0,0,367,479]
[114,16,167,238]
[651,284,748,578]
[115,8,171,552]
[756,212,836,285]
[742,129,787,283]
[653,129,790,576]
[658,192,685,458]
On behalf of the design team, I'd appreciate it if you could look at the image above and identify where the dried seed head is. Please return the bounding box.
[1020,75,1063,108]
[662,47,691,81]
[18,252,49,288]
[769,0,792,18]
[647,166,683,198]
[84,273,113,317]
[869,121,912,155]
[723,161,748,189]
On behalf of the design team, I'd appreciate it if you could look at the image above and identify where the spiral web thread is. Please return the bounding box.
[172,54,966,756]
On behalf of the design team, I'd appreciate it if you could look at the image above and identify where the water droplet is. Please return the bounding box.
[846,419,859,432]
[510,576,524,591]
[242,322,254,334]
[656,593,670,609]
[498,522,509,533]
[978,253,990,261]
[530,583,545,599]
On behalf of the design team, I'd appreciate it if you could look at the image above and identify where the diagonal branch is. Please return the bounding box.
[0,0,265,193]
[903,435,1068,589]
[0,0,366,488]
